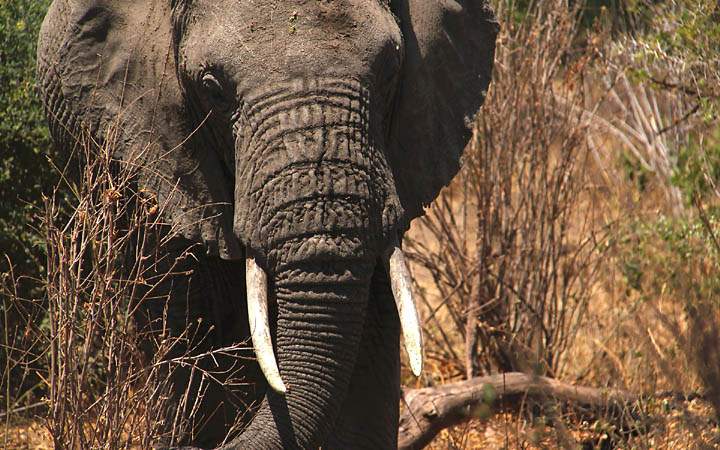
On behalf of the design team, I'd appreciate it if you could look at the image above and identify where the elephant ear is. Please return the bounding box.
[37,0,241,259]
[388,0,498,226]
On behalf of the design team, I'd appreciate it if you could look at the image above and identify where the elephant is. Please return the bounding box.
[36,1,498,448]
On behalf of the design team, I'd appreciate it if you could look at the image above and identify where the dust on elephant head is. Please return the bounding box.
[37,0,498,448]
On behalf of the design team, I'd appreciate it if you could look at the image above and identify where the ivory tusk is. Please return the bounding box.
[246,257,287,394]
[386,245,424,377]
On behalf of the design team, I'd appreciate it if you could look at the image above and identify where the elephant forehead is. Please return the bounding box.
[180,0,402,80]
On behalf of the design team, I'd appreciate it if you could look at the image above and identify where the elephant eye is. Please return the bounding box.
[201,72,227,106]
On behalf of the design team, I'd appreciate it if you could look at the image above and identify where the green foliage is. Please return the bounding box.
[577,0,655,33]
[0,0,52,285]
[1,0,52,411]
[649,1,720,64]
[620,151,650,193]
[623,1,720,209]
[634,0,720,109]
[672,129,720,204]
[618,213,720,308]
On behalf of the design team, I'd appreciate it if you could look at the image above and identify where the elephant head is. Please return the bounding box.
[37,0,497,447]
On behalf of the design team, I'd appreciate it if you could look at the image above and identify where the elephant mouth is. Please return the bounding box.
[244,240,423,394]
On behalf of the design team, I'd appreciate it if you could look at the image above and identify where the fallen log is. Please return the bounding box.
[398,372,639,450]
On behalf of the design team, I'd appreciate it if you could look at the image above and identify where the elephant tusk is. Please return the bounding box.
[385,244,424,377]
[246,257,287,394]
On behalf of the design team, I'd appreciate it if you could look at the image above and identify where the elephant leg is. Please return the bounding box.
[324,265,402,450]
[134,243,263,448]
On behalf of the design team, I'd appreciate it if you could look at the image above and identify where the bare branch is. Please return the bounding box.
[398,372,639,450]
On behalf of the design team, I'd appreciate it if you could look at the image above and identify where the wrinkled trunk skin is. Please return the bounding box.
[226,78,401,449]
[232,259,373,448]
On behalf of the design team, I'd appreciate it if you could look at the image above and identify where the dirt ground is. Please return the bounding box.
[2,419,52,449]
[3,400,718,449]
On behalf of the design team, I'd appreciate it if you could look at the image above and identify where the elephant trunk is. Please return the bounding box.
[232,249,373,448]
[226,79,402,448]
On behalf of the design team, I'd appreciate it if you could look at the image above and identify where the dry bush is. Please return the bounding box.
[405,1,720,448]
[406,0,602,382]
[2,126,250,448]
[43,129,172,447]
[403,2,616,447]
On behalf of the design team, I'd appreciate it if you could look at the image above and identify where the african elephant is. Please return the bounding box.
[37,1,498,448]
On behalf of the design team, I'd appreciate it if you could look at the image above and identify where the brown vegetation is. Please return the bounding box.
[402,0,720,448]
[3,128,249,447]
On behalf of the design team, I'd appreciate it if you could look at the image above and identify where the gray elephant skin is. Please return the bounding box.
[36,1,498,448]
